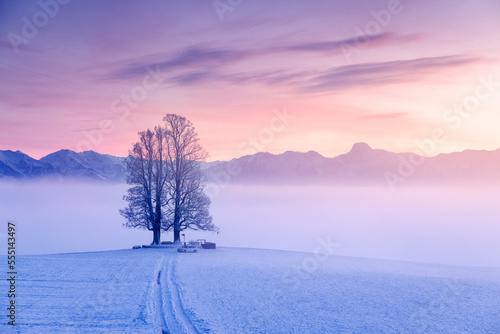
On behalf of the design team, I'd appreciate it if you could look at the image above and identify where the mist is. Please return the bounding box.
[1,180,499,267]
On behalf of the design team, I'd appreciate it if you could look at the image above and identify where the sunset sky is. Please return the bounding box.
[1,0,500,161]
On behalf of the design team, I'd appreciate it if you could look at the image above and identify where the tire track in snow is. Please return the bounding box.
[152,255,169,334]
[160,254,200,334]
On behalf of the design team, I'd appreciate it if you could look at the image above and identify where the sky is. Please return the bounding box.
[1,0,500,161]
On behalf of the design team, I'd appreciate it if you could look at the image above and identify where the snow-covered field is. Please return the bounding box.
[1,247,499,333]
[1,181,499,332]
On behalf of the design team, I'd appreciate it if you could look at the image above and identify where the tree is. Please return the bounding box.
[120,114,218,244]
[163,114,219,242]
[119,126,169,245]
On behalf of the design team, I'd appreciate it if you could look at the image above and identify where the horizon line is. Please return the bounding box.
[2,142,500,163]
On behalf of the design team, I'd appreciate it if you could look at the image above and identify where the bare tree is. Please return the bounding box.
[120,114,218,244]
[163,114,219,242]
[119,126,169,245]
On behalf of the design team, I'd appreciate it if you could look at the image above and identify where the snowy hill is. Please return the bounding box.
[1,144,500,184]
[1,247,498,333]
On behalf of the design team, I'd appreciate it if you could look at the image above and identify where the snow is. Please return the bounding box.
[1,247,499,333]
[176,248,500,333]
[1,250,161,333]
[0,150,54,178]
[40,150,126,181]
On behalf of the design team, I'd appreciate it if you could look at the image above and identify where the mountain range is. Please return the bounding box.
[0,149,126,182]
[1,143,499,187]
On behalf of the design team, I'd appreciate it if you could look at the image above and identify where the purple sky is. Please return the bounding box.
[1,0,500,160]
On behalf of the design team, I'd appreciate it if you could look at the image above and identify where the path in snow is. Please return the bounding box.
[1,247,499,333]
[0,249,165,333]
[0,248,203,334]
[159,254,200,334]
[152,255,169,333]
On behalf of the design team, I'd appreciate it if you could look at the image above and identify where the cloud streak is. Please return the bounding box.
[274,32,411,54]
[97,32,477,95]
[157,55,479,93]
[300,55,477,92]
[100,33,418,83]
[103,47,254,81]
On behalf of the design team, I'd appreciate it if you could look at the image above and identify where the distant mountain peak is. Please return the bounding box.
[1,145,500,185]
[0,149,25,155]
[348,142,372,155]
[282,150,322,157]
[45,149,77,156]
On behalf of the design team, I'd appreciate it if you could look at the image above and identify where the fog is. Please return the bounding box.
[1,180,499,267]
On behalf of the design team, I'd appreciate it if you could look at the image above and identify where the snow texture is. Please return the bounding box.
[1,248,499,333]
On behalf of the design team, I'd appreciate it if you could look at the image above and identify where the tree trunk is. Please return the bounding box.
[173,191,181,243]
[174,228,180,243]
[152,227,161,245]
